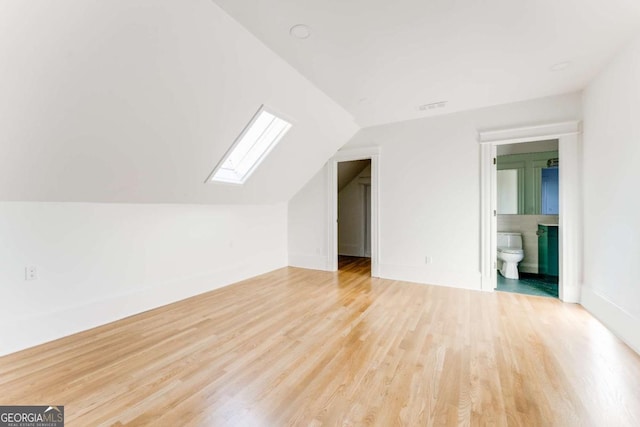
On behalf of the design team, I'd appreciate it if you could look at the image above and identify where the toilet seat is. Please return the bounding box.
[497,247,523,255]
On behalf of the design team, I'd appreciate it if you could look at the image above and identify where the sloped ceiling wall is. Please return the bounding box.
[0,0,358,204]
[337,160,370,192]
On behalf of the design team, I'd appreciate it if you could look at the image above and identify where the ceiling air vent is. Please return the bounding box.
[418,101,447,111]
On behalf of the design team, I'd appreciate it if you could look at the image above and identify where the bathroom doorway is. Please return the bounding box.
[478,121,582,303]
[495,140,560,298]
[337,159,372,272]
[496,139,561,298]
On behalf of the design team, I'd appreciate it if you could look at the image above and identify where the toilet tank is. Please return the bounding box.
[497,232,523,249]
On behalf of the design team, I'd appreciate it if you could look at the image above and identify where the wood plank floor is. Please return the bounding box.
[1,258,640,426]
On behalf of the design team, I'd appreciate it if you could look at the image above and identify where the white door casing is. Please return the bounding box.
[328,147,381,276]
[478,122,582,303]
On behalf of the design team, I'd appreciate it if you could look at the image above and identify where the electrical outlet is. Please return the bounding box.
[425,256,433,264]
[25,266,37,281]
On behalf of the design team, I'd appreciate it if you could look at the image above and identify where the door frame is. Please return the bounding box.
[478,122,581,302]
[363,183,372,258]
[327,146,381,276]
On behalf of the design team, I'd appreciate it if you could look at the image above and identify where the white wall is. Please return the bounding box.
[288,168,329,270]
[0,202,287,355]
[338,165,371,257]
[289,92,581,289]
[581,33,640,354]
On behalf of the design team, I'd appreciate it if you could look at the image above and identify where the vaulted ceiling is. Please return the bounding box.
[0,0,357,204]
[214,0,640,127]
[1,0,639,204]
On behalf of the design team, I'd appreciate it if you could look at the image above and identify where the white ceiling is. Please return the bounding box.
[3,1,639,204]
[0,0,357,204]
[213,0,640,127]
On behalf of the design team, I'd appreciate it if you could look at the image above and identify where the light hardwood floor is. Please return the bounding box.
[1,258,639,426]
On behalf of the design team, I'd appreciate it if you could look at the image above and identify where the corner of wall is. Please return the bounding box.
[581,286,640,355]
[288,254,330,271]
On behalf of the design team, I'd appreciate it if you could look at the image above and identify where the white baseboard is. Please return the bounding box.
[288,253,330,271]
[379,263,481,291]
[581,286,640,355]
[0,258,285,356]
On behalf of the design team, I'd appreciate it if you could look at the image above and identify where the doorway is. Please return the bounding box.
[337,159,371,271]
[327,147,381,277]
[478,122,581,303]
[495,140,560,298]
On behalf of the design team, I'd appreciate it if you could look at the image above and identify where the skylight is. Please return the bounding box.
[207,105,292,184]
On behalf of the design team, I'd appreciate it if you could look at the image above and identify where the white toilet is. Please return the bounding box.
[497,232,524,279]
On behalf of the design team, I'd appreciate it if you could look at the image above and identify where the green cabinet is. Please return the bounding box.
[538,224,559,276]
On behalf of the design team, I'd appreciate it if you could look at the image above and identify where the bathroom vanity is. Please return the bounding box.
[537,224,559,276]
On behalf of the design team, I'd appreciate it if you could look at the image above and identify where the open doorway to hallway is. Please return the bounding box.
[337,159,371,273]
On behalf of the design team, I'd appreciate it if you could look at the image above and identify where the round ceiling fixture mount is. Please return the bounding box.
[290,24,311,39]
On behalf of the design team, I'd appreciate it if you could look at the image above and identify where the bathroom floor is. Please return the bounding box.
[496,272,559,298]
